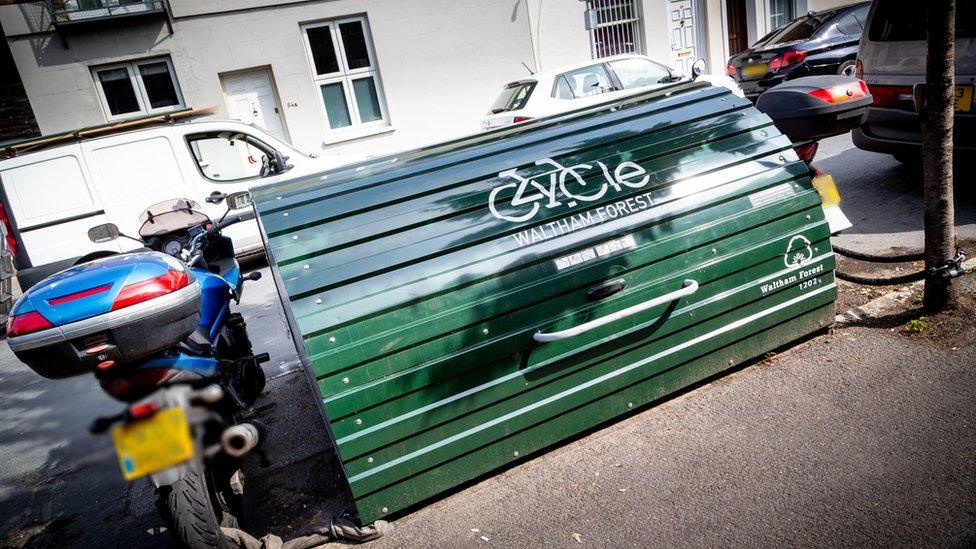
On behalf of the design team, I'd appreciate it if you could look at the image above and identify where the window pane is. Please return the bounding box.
[553,76,575,99]
[189,135,272,181]
[138,61,180,109]
[307,25,340,74]
[608,58,671,89]
[352,77,383,123]
[339,21,371,70]
[321,83,352,129]
[97,68,140,116]
[560,65,613,97]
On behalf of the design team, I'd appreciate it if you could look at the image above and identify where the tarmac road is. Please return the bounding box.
[0,134,974,547]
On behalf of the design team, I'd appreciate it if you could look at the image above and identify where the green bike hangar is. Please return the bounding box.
[252,77,844,524]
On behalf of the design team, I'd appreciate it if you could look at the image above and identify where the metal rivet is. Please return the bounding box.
[341,376,349,384]
[778,155,787,162]
[355,418,362,426]
[303,264,310,270]
[482,328,489,335]
[329,336,336,343]
[760,130,768,137]
[292,235,298,240]
[276,196,282,200]
[283,212,289,217]
[711,248,717,254]
[728,358,734,365]
[367,457,374,463]
[513,451,519,457]
[814,247,819,253]
[381,507,388,513]
[806,214,811,220]
[628,402,633,408]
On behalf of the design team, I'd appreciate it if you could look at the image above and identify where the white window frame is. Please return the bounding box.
[91,57,185,121]
[301,16,390,140]
[766,0,796,32]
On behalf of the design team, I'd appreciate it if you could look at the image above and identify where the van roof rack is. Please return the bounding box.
[0,106,218,159]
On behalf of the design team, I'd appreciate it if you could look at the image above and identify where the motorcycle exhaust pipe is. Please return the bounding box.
[221,423,262,458]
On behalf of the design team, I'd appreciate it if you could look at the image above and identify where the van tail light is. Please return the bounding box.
[726,62,737,77]
[854,58,863,79]
[7,310,54,336]
[128,401,160,421]
[769,50,807,71]
[111,269,190,311]
[793,142,820,163]
[512,116,533,124]
[868,84,914,110]
[0,201,17,257]
[808,80,869,103]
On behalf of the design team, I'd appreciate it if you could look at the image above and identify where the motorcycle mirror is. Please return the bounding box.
[88,223,121,243]
[691,58,707,80]
[226,191,253,210]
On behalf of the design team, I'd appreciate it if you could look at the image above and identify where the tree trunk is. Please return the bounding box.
[921,0,956,312]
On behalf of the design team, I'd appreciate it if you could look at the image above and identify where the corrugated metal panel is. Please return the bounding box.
[254,81,836,524]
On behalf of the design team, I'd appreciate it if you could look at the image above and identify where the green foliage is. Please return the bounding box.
[905,317,928,333]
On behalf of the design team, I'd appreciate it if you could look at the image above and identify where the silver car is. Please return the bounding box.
[853,0,975,162]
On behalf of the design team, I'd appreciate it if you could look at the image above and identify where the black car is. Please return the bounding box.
[727,2,870,99]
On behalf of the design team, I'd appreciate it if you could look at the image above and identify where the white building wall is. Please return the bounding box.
[1,0,536,158]
[525,0,590,72]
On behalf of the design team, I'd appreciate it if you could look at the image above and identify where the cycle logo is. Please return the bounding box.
[487,157,652,223]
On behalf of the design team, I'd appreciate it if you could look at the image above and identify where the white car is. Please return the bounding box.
[481,55,745,129]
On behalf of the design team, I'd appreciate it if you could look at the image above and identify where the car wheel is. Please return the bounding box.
[838,60,857,77]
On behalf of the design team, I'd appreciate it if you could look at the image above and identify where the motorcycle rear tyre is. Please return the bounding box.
[158,466,229,549]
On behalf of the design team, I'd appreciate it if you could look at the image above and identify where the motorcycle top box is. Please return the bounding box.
[755,75,873,142]
[7,251,201,378]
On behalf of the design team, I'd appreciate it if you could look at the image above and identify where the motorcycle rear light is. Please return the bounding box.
[512,116,533,124]
[128,401,160,421]
[808,81,869,103]
[97,360,116,371]
[7,310,54,336]
[769,50,807,71]
[47,283,112,306]
[111,269,189,311]
[793,142,820,163]
[726,62,737,77]
[868,84,914,110]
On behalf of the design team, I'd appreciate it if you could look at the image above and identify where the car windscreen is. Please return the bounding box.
[868,0,975,41]
[490,82,536,113]
[755,11,836,46]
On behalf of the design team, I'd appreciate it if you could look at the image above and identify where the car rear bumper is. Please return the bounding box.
[852,106,976,155]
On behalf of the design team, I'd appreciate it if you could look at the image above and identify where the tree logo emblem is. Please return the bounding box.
[784,235,814,268]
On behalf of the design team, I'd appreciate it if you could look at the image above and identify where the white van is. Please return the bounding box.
[0,111,343,289]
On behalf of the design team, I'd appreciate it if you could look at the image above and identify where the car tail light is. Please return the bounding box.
[512,116,533,124]
[726,62,737,77]
[854,58,863,79]
[769,50,807,71]
[0,201,17,258]
[793,142,819,163]
[111,269,190,311]
[47,283,112,306]
[808,80,869,103]
[7,310,54,336]
[868,85,914,110]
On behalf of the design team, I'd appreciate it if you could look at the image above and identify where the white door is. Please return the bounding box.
[668,0,697,75]
[221,69,287,141]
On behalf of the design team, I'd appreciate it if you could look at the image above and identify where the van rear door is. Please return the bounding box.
[0,145,120,272]
[81,130,200,241]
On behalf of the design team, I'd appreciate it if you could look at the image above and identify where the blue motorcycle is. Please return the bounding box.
[7,193,268,548]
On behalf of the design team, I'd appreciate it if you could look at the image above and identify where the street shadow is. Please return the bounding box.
[0,356,167,548]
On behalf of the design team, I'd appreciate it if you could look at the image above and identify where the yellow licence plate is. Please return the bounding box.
[955,85,974,112]
[111,406,194,481]
[812,174,841,208]
[742,63,768,78]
